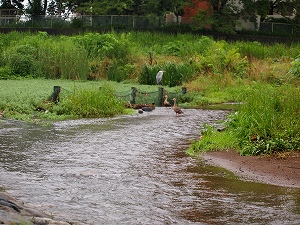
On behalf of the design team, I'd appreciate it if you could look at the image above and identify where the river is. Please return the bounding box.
[0,108,299,224]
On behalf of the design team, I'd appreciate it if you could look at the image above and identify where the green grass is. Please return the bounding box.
[0,78,179,121]
[188,83,300,156]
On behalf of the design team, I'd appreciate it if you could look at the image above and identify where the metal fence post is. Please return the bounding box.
[111,15,113,30]
[133,16,135,29]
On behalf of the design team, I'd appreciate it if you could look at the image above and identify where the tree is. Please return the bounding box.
[47,0,74,17]
[74,0,135,15]
[255,0,300,33]
[187,0,246,33]
[138,0,186,16]
[186,0,298,33]
[0,0,24,10]
[73,0,186,16]
[26,0,47,16]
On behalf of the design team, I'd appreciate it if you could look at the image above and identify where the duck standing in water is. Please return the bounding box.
[164,95,171,107]
[172,98,183,116]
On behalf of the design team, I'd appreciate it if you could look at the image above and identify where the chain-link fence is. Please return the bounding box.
[260,22,295,35]
[0,15,166,29]
[116,87,186,107]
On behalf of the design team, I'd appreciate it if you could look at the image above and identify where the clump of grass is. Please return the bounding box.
[188,83,300,156]
[187,123,238,156]
[232,84,300,155]
[56,83,125,118]
[0,79,133,121]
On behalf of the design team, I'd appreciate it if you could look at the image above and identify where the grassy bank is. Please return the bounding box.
[187,83,300,156]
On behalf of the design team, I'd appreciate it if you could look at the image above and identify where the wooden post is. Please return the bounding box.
[158,87,164,106]
[48,86,61,104]
[182,87,187,95]
[130,87,137,104]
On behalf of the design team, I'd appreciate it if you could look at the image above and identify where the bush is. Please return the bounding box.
[0,66,14,80]
[1,44,36,77]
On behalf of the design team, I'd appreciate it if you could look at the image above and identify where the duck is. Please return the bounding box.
[172,98,183,116]
[164,95,171,107]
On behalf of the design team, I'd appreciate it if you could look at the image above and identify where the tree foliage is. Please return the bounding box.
[26,0,47,16]
[251,0,300,32]
[188,0,299,34]
[0,0,24,10]
[74,0,186,16]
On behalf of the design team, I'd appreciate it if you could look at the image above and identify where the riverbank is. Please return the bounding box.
[202,150,300,188]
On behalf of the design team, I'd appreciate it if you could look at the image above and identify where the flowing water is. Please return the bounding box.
[0,108,299,224]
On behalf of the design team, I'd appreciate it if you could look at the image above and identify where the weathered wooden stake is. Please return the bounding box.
[48,86,61,104]
[158,87,164,107]
[130,87,137,104]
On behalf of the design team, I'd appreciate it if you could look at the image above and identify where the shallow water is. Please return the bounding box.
[0,108,299,224]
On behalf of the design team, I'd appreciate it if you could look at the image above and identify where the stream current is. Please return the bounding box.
[0,108,299,224]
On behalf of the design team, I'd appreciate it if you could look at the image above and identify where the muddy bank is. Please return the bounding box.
[202,150,300,188]
[0,190,82,225]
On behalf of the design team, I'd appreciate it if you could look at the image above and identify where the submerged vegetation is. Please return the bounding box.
[0,31,299,156]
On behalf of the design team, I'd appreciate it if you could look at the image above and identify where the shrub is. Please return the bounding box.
[196,41,249,77]
[1,44,36,77]
[0,66,14,80]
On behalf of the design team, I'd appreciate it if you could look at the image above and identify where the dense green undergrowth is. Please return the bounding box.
[1,31,300,85]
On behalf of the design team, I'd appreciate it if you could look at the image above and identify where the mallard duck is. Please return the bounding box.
[172,98,183,116]
[164,95,171,107]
